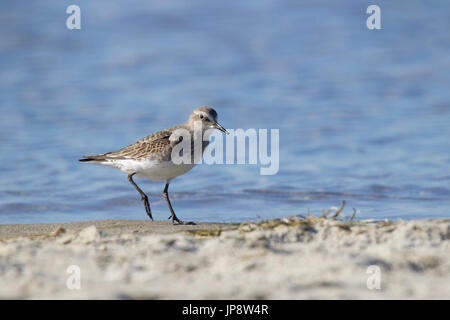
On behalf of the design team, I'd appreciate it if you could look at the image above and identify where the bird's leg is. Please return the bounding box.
[128,173,153,220]
[163,182,183,225]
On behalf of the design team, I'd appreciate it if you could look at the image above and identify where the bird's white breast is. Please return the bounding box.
[100,158,196,181]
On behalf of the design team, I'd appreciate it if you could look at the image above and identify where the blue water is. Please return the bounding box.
[1,0,449,224]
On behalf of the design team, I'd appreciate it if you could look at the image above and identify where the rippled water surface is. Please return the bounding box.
[1,0,449,224]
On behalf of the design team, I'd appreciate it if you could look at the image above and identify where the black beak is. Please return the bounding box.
[214,121,229,134]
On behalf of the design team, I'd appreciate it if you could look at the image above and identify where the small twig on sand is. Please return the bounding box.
[347,208,357,223]
[321,208,333,219]
[330,200,346,220]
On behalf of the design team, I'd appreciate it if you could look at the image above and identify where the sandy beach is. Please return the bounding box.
[0,216,448,299]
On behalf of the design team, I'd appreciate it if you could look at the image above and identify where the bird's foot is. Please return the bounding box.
[167,215,195,225]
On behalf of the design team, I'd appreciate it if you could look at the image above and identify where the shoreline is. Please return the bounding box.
[2,214,445,240]
[0,216,449,299]
[0,220,237,241]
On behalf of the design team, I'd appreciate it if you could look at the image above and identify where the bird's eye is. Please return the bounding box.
[200,115,204,119]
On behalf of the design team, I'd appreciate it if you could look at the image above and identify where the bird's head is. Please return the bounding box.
[188,106,228,134]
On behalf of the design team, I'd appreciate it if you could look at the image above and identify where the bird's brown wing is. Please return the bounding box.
[80,129,174,162]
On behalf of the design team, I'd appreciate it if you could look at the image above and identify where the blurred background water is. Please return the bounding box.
[0,0,449,224]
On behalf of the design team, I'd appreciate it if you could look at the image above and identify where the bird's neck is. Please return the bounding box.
[185,122,213,142]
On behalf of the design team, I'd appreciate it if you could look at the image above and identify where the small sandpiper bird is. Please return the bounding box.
[79,106,228,224]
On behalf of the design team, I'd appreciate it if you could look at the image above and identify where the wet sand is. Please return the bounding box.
[0,217,448,299]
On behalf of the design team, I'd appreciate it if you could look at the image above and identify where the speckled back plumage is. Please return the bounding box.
[82,124,185,162]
